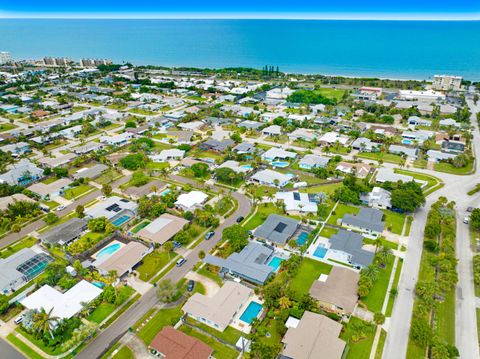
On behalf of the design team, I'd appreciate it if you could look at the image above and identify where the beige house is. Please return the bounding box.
[0,193,35,211]
[28,178,72,200]
[309,267,359,315]
[137,213,189,245]
[281,311,346,359]
[94,241,151,277]
[182,281,252,332]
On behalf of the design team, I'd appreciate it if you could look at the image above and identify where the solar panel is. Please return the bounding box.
[112,207,121,212]
[293,192,300,201]
[105,204,117,211]
[274,222,287,233]
[120,199,129,203]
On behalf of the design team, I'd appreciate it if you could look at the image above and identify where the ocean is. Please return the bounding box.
[1,19,479,80]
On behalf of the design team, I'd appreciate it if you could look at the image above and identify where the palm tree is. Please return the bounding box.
[361,264,379,282]
[32,308,59,339]
[373,237,382,254]
[376,246,393,266]
[279,296,292,310]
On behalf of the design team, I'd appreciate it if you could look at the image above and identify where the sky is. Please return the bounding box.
[1,0,479,20]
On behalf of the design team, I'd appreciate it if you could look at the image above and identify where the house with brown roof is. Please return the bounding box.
[137,213,189,245]
[281,311,346,359]
[150,326,213,359]
[309,266,359,316]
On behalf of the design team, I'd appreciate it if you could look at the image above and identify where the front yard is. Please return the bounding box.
[137,307,183,345]
[136,249,175,282]
[327,203,359,226]
[63,184,94,200]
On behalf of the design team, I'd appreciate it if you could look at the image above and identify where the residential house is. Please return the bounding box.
[309,266,359,315]
[38,153,77,168]
[288,128,318,142]
[351,137,379,152]
[85,196,138,222]
[0,142,30,156]
[335,162,371,179]
[441,140,465,153]
[28,178,72,200]
[150,149,185,162]
[281,311,346,359]
[426,150,457,163]
[124,180,167,200]
[175,191,208,211]
[0,160,44,186]
[182,281,253,331]
[340,208,385,239]
[408,116,432,127]
[72,142,104,154]
[261,148,296,162]
[299,155,329,170]
[72,163,108,180]
[99,132,133,146]
[232,142,256,155]
[0,193,35,211]
[262,125,282,136]
[217,160,252,174]
[93,241,151,277]
[38,217,88,246]
[254,214,299,246]
[275,192,318,214]
[360,187,392,209]
[238,120,263,130]
[199,139,235,152]
[375,168,414,184]
[149,326,213,359]
[204,242,275,285]
[137,213,189,245]
[388,145,418,159]
[250,169,293,188]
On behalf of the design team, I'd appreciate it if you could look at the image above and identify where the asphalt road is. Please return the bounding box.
[0,175,131,250]
[76,191,251,359]
[0,338,26,359]
[384,97,480,359]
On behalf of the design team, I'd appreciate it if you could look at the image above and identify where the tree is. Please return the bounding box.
[11,223,21,233]
[198,250,206,260]
[44,212,59,225]
[32,308,59,339]
[279,296,292,310]
[0,294,9,314]
[120,153,147,170]
[102,184,112,197]
[374,312,385,325]
[222,224,249,252]
[76,205,85,218]
[391,181,425,212]
[164,241,174,256]
[470,208,480,231]
[157,279,179,303]
[215,167,241,185]
[191,163,209,178]
[88,216,108,232]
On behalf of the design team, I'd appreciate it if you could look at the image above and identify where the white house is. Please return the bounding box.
[175,191,208,211]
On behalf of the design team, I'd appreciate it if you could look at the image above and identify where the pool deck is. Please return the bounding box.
[230,295,264,334]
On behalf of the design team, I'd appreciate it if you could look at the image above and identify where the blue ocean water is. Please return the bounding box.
[0,19,479,80]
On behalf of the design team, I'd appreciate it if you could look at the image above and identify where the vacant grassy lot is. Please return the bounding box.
[434,160,474,175]
[316,87,347,101]
[383,210,406,235]
[136,250,174,282]
[63,184,94,200]
[340,317,376,359]
[289,258,332,296]
[243,203,284,231]
[88,302,116,324]
[357,152,403,164]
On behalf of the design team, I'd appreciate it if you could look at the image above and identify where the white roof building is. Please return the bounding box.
[262,125,282,136]
[261,148,297,161]
[250,169,293,188]
[21,280,102,320]
[178,121,204,131]
[217,160,251,174]
[275,192,318,213]
[175,191,208,211]
[149,149,185,162]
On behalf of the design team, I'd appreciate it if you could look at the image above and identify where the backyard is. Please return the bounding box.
[327,203,360,226]
[288,257,332,296]
[340,317,376,359]
[383,210,406,235]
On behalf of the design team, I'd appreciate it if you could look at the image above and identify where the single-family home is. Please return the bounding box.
[287,128,318,142]
[281,311,346,359]
[439,118,460,128]
[328,230,375,268]
[137,213,189,245]
[254,214,299,246]
[388,145,418,159]
[238,120,263,130]
[175,191,208,211]
[72,163,109,180]
[250,169,293,188]
[275,192,318,214]
[299,155,330,170]
[375,168,413,184]
[426,150,457,163]
[149,149,185,162]
[149,326,213,359]
[340,208,385,239]
[319,132,349,146]
[351,137,379,152]
[204,242,275,285]
[0,193,35,211]
[38,217,88,246]
[0,142,30,156]
[232,142,256,155]
[93,241,151,277]
[309,266,359,315]
[123,180,167,200]
[336,162,371,179]
[262,125,282,136]
[28,178,72,200]
[361,187,392,210]
[99,132,133,146]
[72,142,104,154]
[85,196,138,223]
[261,148,297,162]
[199,139,235,152]
[408,116,432,127]
[38,153,77,168]
[182,281,253,332]
[0,160,44,186]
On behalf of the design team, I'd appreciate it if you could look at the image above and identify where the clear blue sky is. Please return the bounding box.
[1,0,479,19]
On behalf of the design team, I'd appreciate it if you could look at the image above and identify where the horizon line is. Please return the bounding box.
[1,12,480,21]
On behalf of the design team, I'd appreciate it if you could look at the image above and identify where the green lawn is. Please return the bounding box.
[41,200,60,209]
[197,266,224,286]
[243,203,284,231]
[185,317,242,345]
[63,184,94,200]
[383,210,406,235]
[436,290,456,345]
[405,216,413,236]
[340,317,376,359]
[136,250,174,282]
[42,176,60,184]
[319,225,338,238]
[289,258,332,296]
[357,152,403,164]
[361,258,394,313]
[477,309,480,346]
[375,329,387,359]
[394,169,442,194]
[316,87,347,101]
[95,169,123,185]
[88,302,116,324]
[137,307,183,345]
[112,346,134,359]
[386,259,403,317]
[179,325,238,359]
[252,185,278,199]
[0,122,16,132]
[131,220,151,234]
[0,236,37,259]
[7,334,45,359]
[434,161,474,175]
[146,162,170,171]
[327,203,360,226]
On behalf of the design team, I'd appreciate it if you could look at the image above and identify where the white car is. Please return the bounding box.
[464,217,470,224]
[56,205,65,212]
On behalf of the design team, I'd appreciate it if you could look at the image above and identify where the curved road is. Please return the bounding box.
[76,191,251,359]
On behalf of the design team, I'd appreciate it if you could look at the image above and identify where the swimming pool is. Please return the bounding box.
[239,302,263,324]
[241,165,253,170]
[271,161,289,168]
[112,215,131,227]
[92,281,106,289]
[95,243,122,259]
[296,231,309,246]
[402,139,413,145]
[160,188,171,196]
[313,245,328,259]
[268,256,284,272]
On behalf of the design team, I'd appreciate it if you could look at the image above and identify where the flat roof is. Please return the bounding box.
[137,213,189,245]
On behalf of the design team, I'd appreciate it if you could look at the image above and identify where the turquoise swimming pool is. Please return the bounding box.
[239,302,263,324]
[241,164,253,170]
[96,243,122,259]
[160,189,171,196]
[296,231,309,246]
[112,215,131,227]
[402,139,413,145]
[313,245,328,259]
[271,161,289,168]
[268,256,284,272]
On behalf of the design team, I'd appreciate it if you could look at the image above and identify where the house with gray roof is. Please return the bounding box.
[360,187,392,210]
[0,160,44,186]
[426,150,457,163]
[238,120,263,130]
[204,242,275,285]
[72,163,108,180]
[38,217,88,246]
[328,230,374,268]
[232,142,256,155]
[254,214,299,246]
[388,145,418,159]
[199,139,235,152]
[299,154,330,170]
[340,208,385,239]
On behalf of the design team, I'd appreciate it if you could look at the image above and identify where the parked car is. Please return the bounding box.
[173,241,182,248]
[205,231,215,240]
[14,316,23,325]
[467,206,474,212]
[236,216,244,223]
[187,280,195,292]
[464,217,470,224]
[56,205,65,212]
[176,258,186,267]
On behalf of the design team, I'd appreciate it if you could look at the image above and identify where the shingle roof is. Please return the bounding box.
[38,217,87,245]
[342,208,385,234]
[329,230,375,267]
[150,326,213,359]
[254,214,299,245]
